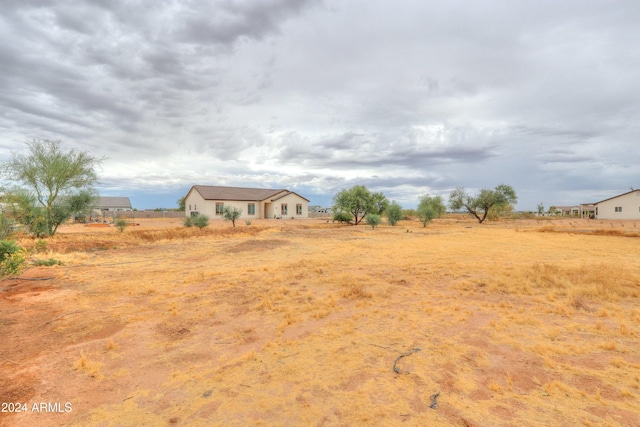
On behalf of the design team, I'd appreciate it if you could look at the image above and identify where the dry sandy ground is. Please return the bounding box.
[1,216,639,426]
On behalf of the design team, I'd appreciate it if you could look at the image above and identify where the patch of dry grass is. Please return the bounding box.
[72,350,104,380]
[534,225,640,238]
[3,218,640,427]
[488,262,640,300]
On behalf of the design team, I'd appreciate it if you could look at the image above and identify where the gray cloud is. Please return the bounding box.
[1,0,639,209]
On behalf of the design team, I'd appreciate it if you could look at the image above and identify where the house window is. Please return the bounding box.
[189,205,191,211]
[615,206,622,212]
[296,204,302,215]
[248,203,255,215]
[216,203,224,215]
[191,211,199,217]
[281,203,288,215]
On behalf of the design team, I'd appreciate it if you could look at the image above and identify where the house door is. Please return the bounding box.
[264,203,271,218]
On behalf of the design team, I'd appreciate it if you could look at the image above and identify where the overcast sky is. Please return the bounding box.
[1,0,638,210]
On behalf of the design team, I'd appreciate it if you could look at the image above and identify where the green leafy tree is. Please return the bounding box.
[416,195,446,227]
[386,201,404,226]
[223,206,242,227]
[371,192,389,216]
[332,185,388,226]
[448,184,517,224]
[365,213,381,229]
[177,196,186,211]
[537,203,545,216]
[1,139,102,236]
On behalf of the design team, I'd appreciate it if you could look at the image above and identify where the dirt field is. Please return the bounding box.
[1,216,639,426]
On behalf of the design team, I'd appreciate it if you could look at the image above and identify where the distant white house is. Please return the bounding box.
[184,185,309,219]
[309,206,333,215]
[594,189,640,220]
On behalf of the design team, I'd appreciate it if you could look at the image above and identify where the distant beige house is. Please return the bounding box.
[95,197,132,212]
[184,185,310,219]
[89,196,133,221]
[594,189,640,220]
[551,204,595,218]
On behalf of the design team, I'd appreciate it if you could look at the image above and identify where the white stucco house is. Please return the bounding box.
[184,185,310,219]
[594,189,640,220]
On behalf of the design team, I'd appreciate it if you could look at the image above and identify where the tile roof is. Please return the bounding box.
[95,197,132,209]
[192,185,288,201]
[271,191,310,202]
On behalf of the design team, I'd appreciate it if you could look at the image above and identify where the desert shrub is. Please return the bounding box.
[417,194,446,227]
[386,201,404,225]
[35,239,48,253]
[0,213,15,240]
[365,213,381,229]
[183,216,193,227]
[487,203,514,221]
[333,211,353,224]
[114,217,128,232]
[513,211,535,220]
[32,258,62,266]
[0,240,26,277]
[402,209,417,220]
[0,240,20,260]
[192,214,210,229]
[245,219,252,226]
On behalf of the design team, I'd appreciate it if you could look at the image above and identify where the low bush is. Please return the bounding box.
[0,240,20,261]
[0,240,26,277]
[192,214,210,229]
[35,239,48,253]
[402,209,417,220]
[365,213,381,229]
[333,211,353,224]
[0,214,15,240]
[114,217,128,232]
[32,258,63,267]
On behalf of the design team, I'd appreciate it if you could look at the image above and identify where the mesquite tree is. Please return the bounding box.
[332,185,388,226]
[2,139,102,236]
[448,185,517,223]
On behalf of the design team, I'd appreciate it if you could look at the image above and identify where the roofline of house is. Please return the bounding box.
[271,191,311,203]
[593,189,640,205]
[189,185,311,202]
